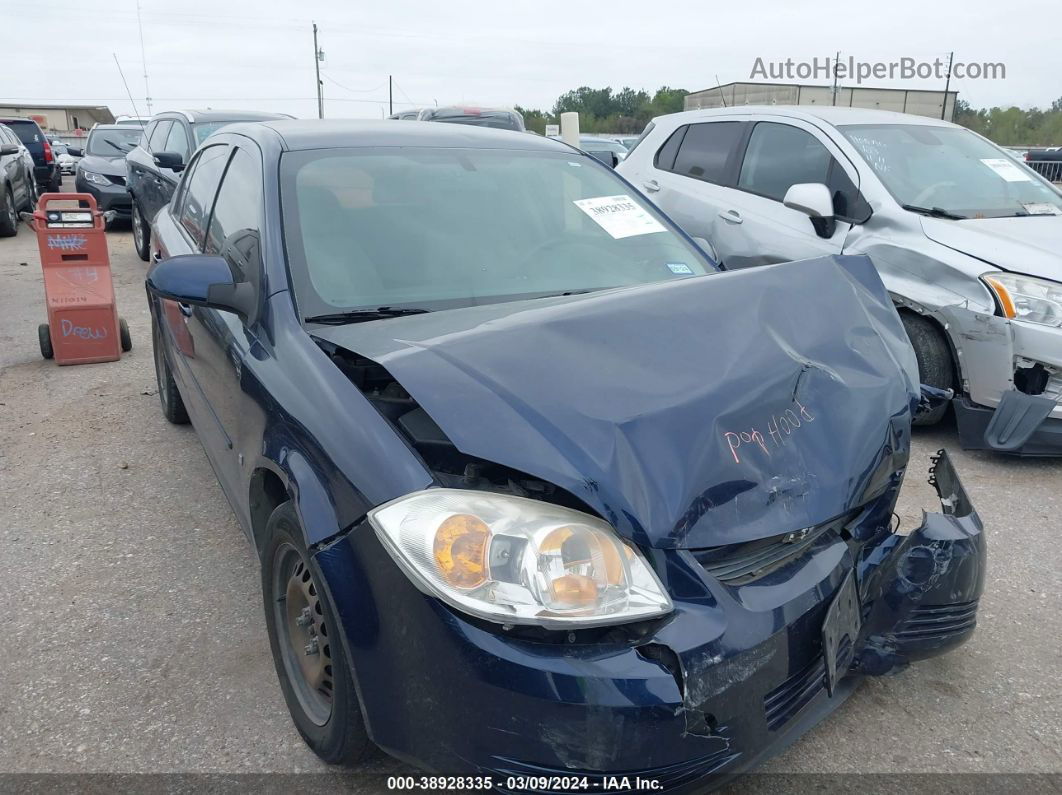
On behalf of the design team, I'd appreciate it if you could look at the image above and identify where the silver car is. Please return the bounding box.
[618,106,1062,455]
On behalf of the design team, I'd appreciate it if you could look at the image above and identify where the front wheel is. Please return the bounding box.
[38,324,53,359]
[902,312,954,426]
[151,317,188,424]
[132,197,151,262]
[119,318,132,352]
[261,502,375,765]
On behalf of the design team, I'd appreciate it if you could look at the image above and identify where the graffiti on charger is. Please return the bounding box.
[60,318,108,340]
[47,235,88,251]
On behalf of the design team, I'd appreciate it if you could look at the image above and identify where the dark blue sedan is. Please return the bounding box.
[145,120,985,786]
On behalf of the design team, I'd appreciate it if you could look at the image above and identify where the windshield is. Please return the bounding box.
[86,128,142,156]
[4,121,41,145]
[839,123,1062,219]
[281,147,712,317]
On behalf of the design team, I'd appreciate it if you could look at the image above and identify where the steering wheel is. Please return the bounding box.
[911,181,959,207]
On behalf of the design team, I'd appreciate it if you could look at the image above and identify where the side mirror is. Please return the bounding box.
[146,254,256,320]
[153,151,186,172]
[783,182,836,238]
[67,147,83,157]
[0,144,18,156]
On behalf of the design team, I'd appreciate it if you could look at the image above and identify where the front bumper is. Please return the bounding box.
[74,177,131,217]
[313,451,984,789]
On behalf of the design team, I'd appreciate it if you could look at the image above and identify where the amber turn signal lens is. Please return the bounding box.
[433,514,490,589]
[549,574,599,607]
[985,276,1017,319]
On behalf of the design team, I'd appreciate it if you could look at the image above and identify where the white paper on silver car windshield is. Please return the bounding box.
[574,195,666,239]
[980,158,1032,182]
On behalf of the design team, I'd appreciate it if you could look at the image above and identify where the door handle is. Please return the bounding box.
[719,209,743,224]
[178,302,193,317]
[643,179,661,193]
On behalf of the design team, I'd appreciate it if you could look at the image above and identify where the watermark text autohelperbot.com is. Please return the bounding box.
[750,56,1006,83]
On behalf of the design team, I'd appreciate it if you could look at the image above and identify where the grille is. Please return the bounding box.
[896,600,978,642]
[763,654,825,731]
[692,511,853,585]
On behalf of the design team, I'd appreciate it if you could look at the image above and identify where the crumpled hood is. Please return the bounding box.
[314,255,919,549]
[921,216,1062,282]
[78,154,127,177]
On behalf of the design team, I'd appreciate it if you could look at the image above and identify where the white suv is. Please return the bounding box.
[618,106,1062,455]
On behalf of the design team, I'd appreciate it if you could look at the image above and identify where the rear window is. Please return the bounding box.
[422,109,525,132]
[2,121,42,145]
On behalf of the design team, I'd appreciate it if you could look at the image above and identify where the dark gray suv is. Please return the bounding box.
[126,109,291,260]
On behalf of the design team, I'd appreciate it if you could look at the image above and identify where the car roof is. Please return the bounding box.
[0,116,41,126]
[235,119,569,153]
[154,109,294,123]
[89,124,139,132]
[657,105,958,129]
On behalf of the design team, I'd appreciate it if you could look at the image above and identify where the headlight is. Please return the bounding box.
[81,170,112,186]
[983,272,1062,327]
[368,489,673,628]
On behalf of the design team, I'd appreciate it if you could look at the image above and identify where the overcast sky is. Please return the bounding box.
[4,0,1059,120]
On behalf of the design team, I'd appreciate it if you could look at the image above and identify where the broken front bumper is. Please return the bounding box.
[313,451,985,789]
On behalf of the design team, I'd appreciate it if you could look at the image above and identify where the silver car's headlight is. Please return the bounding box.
[81,170,111,186]
[983,272,1062,328]
[368,489,673,628]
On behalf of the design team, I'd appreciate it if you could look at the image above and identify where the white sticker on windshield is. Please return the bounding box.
[1021,202,1062,216]
[574,195,666,239]
[980,158,1032,182]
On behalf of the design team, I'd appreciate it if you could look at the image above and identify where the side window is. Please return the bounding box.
[671,122,744,184]
[178,144,230,248]
[163,122,190,161]
[140,121,157,149]
[654,125,687,170]
[148,120,172,153]
[737,122,832,201]
[204,148,264,293]
[738,122,869,220]
[170,149,203,220]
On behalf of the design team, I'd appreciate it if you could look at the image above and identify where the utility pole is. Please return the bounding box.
[941,51,954,120]
[832,51,840,106]
[135,0,152,115]
[313,23,324,119]
[389,75,393,116]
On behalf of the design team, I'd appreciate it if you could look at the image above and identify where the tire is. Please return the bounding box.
[119,318,132,352]
[901,312,954,426]
[131,197,151,262]
[0,186,17,237]
[261,502,375,766]
[38,324,53,359]
[152,316,188,424]
[49,172,61,193]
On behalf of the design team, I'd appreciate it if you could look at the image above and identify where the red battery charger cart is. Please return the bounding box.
[28,194,132,365]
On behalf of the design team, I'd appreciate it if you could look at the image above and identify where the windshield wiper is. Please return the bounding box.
[104,140,133,153]
[304,307,431,325]
[901,204,967,220]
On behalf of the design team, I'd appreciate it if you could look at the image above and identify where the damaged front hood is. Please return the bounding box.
[314,255,919,549]
[921,216,1062,282]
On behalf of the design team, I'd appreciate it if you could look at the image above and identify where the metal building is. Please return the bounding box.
[684,82,957,121]
[0,103,115,133]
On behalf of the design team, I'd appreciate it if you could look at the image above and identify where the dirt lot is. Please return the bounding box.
[0,182,1059,789]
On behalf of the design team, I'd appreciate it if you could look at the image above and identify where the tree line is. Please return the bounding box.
[513,87,1062,146]
[954,98,1062,147]
[516,86,688,135]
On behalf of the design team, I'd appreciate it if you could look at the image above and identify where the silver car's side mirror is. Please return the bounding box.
[783,183,834,219]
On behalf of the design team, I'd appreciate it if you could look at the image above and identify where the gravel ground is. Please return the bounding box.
[0,182,1059,791]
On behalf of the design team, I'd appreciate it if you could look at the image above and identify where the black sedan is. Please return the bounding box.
[144,120,985,786]
[73,125,143,225]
